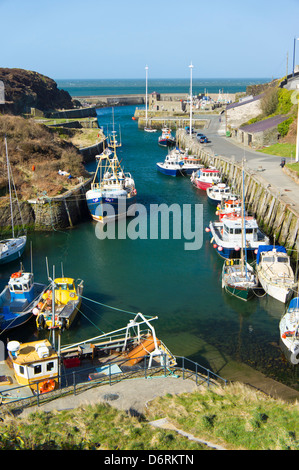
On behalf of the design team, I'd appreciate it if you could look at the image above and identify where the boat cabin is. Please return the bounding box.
[7,272,35,303]
[222,216,260,243]
[7,339,59,392]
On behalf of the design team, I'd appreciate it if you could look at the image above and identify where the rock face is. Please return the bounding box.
[0,68,74,114]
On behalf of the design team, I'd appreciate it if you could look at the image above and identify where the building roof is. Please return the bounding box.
[226,94,263,110]
[240,115,290,134]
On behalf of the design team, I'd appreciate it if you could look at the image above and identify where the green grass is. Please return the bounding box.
[257,143,296,158]
[0,383,298,450]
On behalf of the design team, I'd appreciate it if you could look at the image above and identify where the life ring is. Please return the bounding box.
[69,292,76,298]
[38,379,56,394]
[11,271,22,279]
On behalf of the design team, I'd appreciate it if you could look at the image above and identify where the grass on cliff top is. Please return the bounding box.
[0,114,90,199]
[0,383,298,450]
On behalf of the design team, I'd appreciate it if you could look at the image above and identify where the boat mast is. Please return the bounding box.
[189,62,194,136]
[145,65,148,127]
[241,158,248,279]
[5,137,15,238]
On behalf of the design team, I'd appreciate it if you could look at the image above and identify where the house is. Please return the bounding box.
[232,115,290,148]
[226,94,263,128]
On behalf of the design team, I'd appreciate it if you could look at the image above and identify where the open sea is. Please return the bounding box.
[56,78,270,97]
[1,79,298,394]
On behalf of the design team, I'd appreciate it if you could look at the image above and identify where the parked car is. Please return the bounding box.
[196,133,205,140]
[199,135,208,143]
[185,126,196,134]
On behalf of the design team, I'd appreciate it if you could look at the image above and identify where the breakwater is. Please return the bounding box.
[177,130,299,258]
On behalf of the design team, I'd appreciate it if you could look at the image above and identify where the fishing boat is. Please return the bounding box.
[279,297,299,364]
[0,270,47,332]
[208,214,269,259]
[156,147,202,176]
[256,245,297,303]
[86,144,137,223]
[35,277,84,331]
[216,197,242,221]
[158,127,176,147]
[0,138,27,265]
[191,167,221,190]
[0,313,176,401]
[206,183,232,206]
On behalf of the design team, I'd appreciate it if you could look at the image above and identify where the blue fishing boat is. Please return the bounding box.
[0,270,47,332]
[86,145,137,223]
[207,214,269,259]
[157,148,202,176]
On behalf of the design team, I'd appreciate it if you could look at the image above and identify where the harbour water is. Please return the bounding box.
[0,96,298,392]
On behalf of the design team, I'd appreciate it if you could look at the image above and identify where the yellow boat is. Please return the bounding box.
[34,277,84,330]
[7,339,59,394]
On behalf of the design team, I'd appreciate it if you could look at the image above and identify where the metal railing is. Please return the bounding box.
[0,353,227,411]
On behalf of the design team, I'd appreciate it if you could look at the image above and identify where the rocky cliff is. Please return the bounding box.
[0,68,74,114]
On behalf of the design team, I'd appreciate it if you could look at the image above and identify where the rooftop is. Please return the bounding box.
[240,115,290,133]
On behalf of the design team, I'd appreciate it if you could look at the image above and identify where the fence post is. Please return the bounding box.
[37,382,40,407]
[182,357,185,380]
[144,355,147,379]
[73,371,76,396]
[109,363,111,386]
[196,363,198,386]
[164,353,166,377]
[207,369,210,389]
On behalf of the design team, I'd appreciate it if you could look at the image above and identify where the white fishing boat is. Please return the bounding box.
[206,183,232,206]
[216,196,242,221]
[256,245,297,303]
[0,137,27,265]
[279,297,299,364]
[157,147,202,176]
[208,214,269,259]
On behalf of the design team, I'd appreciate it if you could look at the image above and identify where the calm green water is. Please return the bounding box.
[1,105,297,389]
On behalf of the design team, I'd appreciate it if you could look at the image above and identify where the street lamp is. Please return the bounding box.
[189,62,194,136]
[292,37,299,77]
[296,84,299,162]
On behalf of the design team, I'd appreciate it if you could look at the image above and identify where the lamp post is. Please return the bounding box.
[296,84,299,162]
[292,37,299,77]
[189,62,194,136]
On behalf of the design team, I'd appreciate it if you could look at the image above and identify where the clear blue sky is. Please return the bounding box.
[1,0,299,80]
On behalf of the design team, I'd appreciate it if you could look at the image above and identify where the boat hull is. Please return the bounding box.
[156,163,181,176]
[86,193,137,223]
[223,283,254,301]
[158,139,176,147]
[0,236,27,265]
[194,180,213,190]
[257,275,294,303]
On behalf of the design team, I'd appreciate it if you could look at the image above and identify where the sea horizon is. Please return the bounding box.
[56,77,271,97]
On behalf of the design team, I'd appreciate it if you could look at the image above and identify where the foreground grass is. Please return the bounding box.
[0,383,298,450]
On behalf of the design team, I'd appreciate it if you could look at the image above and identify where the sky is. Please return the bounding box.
[1,0,299,80]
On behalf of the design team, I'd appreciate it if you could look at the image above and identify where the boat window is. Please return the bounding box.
[46,361,55,372]
[34,364,42,375]
[235,228,241,234]
[277,257,288,263]
[263,256,275,263]
[12,284,23,291]
[19,365,25,375]
[247,229,253,234]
